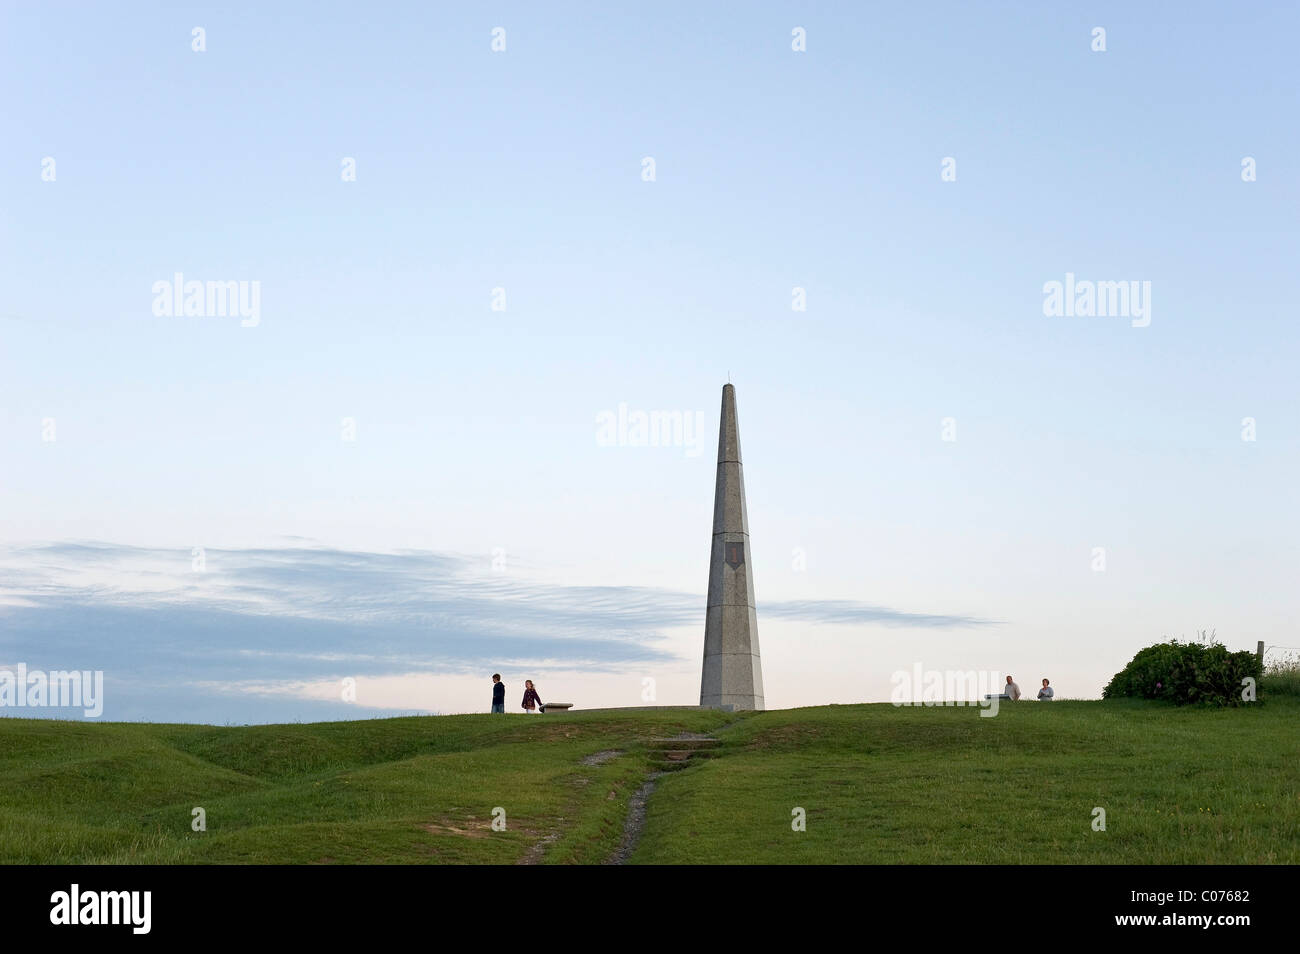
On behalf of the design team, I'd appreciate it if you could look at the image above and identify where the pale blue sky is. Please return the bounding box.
[2,2,1297,721]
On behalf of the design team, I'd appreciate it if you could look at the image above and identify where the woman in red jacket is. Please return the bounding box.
[522,680,544,713]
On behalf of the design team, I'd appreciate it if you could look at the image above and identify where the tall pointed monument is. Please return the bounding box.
[700,383,765,711]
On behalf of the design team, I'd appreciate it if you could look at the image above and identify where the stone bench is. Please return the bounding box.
[539,702,573,713]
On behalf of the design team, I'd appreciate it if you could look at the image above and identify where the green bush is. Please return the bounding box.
[1103,635,1262,707]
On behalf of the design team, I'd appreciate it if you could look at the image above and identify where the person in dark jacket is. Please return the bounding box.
[490,674,505,713]
[522,679,543,713]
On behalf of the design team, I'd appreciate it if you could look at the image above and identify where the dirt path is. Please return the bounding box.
[580,749,623,766]
[604,771,663,865]
[604,721,745,864]
[519,829,561,865]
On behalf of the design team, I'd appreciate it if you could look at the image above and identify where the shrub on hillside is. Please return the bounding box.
[1103,635,1262,707]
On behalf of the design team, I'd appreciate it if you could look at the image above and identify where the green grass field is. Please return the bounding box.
[2,697,1297,864]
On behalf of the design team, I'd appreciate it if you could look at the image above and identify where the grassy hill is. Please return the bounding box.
[2,698,1297,864]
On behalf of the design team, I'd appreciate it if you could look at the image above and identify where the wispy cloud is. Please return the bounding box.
[0,541,996,722]
[761,599,994,628]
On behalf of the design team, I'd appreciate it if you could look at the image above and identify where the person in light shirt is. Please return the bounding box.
[1037,678,1054,701]
[1004,675,1021,700]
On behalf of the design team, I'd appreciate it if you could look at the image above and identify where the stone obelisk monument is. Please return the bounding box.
[700,383,765,711]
